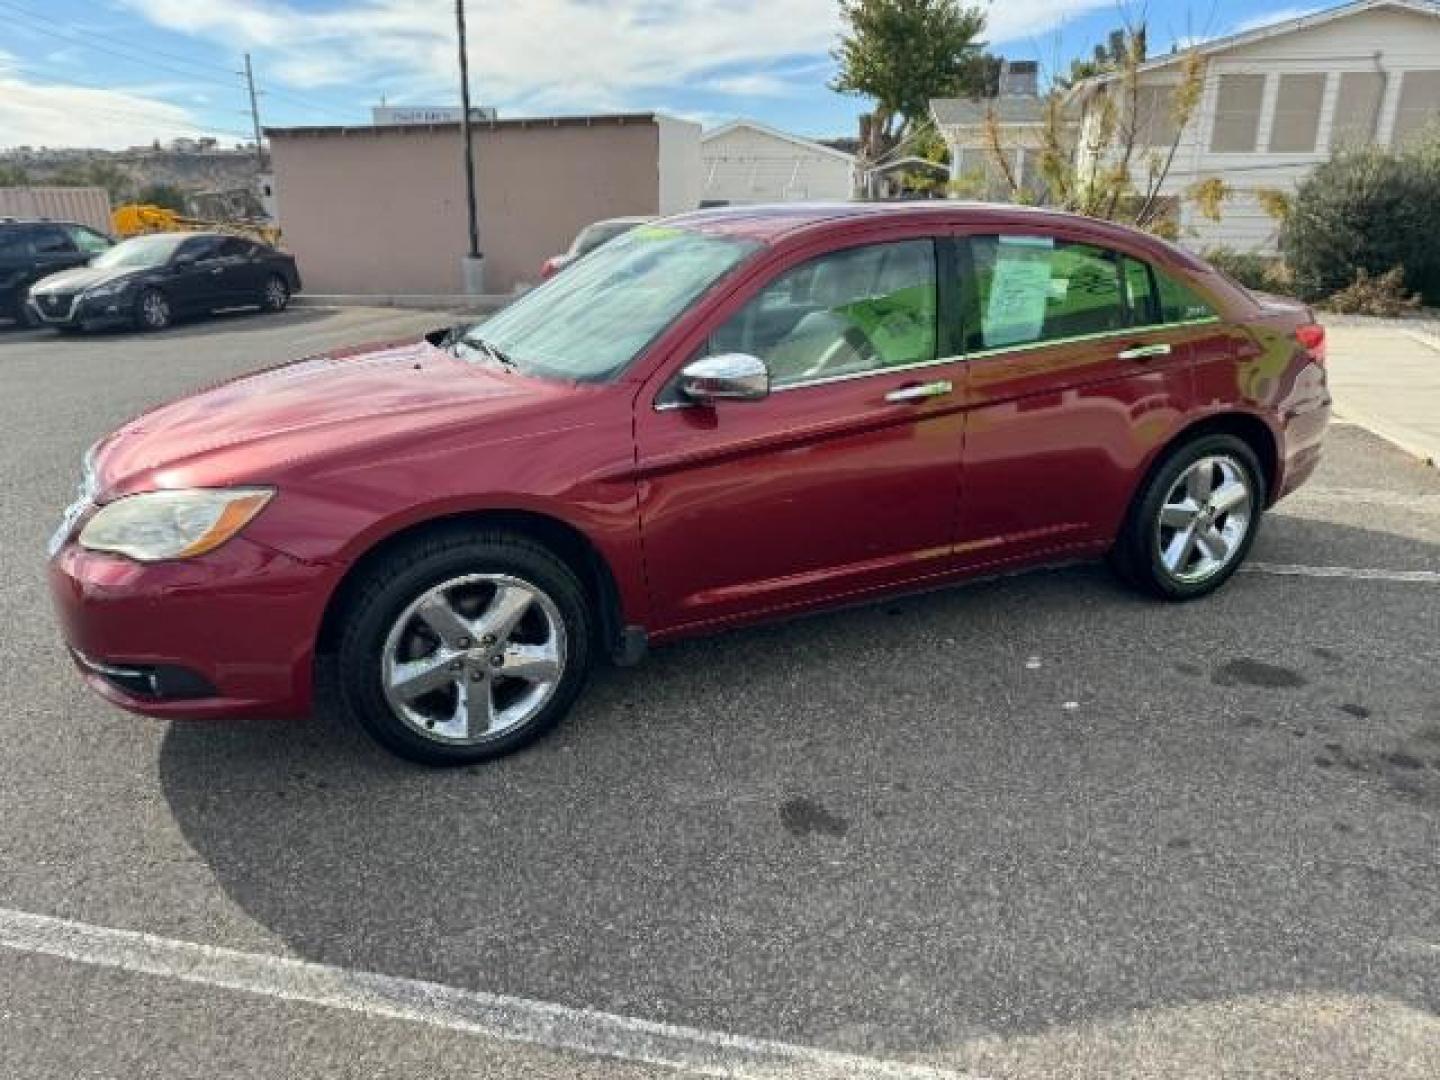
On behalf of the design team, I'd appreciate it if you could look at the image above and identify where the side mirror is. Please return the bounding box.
[171,253,198,269]
[678,353,770,405]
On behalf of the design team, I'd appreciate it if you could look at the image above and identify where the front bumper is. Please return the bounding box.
[28,291,134,330]
[49,536,337,719]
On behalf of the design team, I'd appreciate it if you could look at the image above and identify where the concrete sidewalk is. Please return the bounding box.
[1323,323,1440,466]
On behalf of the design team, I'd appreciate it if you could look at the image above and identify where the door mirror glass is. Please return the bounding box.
[679,353,770,404]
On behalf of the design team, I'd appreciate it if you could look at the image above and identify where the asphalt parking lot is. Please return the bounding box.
[1,308,1437,1079]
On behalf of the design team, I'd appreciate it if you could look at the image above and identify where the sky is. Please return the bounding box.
[0,0,1331,151]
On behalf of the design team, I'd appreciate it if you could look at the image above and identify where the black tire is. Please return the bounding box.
[334,528,593,765]
[11,297,38,328]
[1109,433,1266,600]
[261,274,289,312]
[135,287,171,331]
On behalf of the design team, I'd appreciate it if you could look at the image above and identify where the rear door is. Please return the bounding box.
[215,238,265,300]
[166,235,224,312]
[634,231,970,633]
[953,229,1221,564]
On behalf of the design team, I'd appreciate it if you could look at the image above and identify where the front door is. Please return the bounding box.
[953,230,1225,564]
[634,233,969,634]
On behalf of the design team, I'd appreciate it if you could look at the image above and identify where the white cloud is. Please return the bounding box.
[0,53,224,150]
[120,0,1113,114]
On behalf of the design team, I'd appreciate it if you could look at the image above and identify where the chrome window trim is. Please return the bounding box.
[771,352,965,394]
[963,316,1221,361]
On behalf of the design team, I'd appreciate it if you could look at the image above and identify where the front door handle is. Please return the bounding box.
[1117,343,1172,361]
[885,379,953,404]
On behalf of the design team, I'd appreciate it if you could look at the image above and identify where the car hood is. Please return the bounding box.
[32,265,138,294]
[91,335,583,497]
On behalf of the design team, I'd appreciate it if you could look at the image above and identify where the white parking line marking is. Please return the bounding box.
[1244,562,1440,583]
[0,906,973,1080]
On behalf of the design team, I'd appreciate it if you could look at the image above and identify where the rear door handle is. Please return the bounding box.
[1117,343,1172,361]
[885,379,952,404]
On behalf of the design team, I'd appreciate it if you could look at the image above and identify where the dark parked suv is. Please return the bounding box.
[0,218,113,324]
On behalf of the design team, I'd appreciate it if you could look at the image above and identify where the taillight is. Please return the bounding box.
[1295,323,1326,366]
[540,258,558,279]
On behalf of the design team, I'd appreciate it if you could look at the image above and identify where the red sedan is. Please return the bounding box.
[49,203,1331,764]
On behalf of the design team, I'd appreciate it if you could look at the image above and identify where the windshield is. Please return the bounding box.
[460,225,760,381]
[91,235,188,270]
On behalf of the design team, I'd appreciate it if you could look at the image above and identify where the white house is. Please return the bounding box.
[1068,0,1440,251]
[933,0,1440,252]
[700,120,856,204]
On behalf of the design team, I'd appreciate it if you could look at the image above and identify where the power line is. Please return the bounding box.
[0,0,357,123]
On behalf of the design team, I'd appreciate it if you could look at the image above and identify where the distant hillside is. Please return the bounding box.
[0,147,261,203]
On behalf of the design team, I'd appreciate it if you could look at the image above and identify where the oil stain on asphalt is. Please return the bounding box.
[779,797,849,839]
[1211,658,1308,689]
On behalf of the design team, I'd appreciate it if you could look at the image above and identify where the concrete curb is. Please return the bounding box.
[294,294,513,315]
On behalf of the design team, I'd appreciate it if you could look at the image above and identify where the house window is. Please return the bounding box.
[1392,70,1440,146]
[1135,85,1179,148]
[1331,71,1386,146]
[1210,73,1266,152]
[1268,73,1326,152]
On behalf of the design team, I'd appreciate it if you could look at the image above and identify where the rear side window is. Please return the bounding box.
[966,235,1124,351]
[0,229,34,257]
[1155,270,1216,323]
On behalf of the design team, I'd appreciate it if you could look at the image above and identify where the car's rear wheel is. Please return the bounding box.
[135,287,171,331]
[334,529,593,765]
[261,274,289,312]
[1110,433,1264,599]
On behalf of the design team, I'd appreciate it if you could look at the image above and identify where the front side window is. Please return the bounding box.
[466,225,760,381]
[707,239,937,389]
[966,235,1124,351]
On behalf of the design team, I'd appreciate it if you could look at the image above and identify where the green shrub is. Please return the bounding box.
[1203,248,1295,295]
[1281,140,1440,306]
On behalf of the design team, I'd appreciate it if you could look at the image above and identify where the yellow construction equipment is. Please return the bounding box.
[111,203,281,246]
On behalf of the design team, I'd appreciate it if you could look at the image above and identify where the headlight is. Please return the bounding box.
[79,488,274,562]
[84,279,133,299]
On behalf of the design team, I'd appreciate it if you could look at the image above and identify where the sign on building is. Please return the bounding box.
[371,106,498,126]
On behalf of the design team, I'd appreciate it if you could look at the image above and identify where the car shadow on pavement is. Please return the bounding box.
[0,306,335,342]
[156,517,1440,1057]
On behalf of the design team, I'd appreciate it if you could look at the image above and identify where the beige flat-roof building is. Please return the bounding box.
[266,113,701,296]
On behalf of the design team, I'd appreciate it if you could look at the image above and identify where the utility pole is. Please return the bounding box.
[242,52,265,171]
[455,0,484,293]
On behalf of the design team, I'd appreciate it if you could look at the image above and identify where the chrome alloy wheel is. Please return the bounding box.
[381,573,567,744]
[1156,454,1254,584]
[264,277,288,310]
[141,290,170,329]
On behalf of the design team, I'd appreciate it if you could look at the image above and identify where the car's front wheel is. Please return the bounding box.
[261,274,289,312]
[1110,433,1265,599]
[335,529,593,765]
[135,287,171,331]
